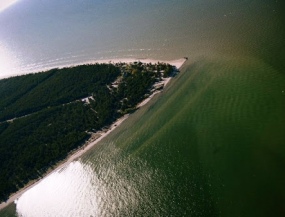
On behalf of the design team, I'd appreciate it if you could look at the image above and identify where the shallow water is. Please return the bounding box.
[0,0,285,216]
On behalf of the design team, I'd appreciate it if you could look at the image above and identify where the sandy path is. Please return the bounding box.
[0,57,186,210]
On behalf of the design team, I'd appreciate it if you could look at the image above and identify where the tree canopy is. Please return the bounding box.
[0,62,174,202]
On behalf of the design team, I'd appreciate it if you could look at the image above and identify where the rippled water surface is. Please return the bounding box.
[15,145,175,216]
[0,0,285,216]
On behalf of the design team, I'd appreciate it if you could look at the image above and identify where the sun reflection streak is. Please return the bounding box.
[0,0,19,13]
[15,161,100,217]
[0,42,20,78]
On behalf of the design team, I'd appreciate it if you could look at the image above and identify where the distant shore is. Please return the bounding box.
[0,57,186,80]
[0,57,186,210]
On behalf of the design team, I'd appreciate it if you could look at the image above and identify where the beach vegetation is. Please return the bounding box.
[0,62,174,202]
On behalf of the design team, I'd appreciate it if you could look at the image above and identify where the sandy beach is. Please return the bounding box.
[0,58,186,210]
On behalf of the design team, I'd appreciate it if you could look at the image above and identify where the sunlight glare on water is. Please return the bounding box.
[0,0,19,13]
[16,161,100,217]
[15,148,166,217]
[0,42,21,78]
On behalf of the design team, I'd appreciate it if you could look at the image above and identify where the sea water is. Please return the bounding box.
[1,0,282,78]
[0,0,284,216]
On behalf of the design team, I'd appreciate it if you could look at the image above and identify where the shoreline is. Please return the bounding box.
[0,57,186,211]
[0,57,186,80]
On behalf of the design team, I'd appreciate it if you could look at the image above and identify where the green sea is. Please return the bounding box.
[0,0,285,216]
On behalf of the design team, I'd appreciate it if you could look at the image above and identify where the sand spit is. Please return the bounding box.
[0,57,186,210]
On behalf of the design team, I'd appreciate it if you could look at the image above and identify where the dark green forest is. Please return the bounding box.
[0,62,174,202]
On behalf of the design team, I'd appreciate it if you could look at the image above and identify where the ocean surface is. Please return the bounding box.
[0,0,285,216]
[1,0,283,79]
